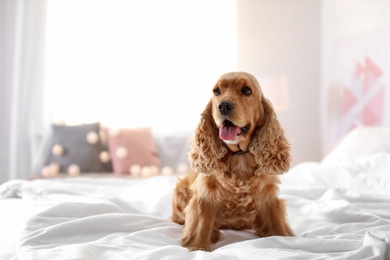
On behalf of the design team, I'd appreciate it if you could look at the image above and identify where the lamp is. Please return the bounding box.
[258,76,289,111]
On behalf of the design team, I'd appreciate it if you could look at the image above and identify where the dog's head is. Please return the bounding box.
[211,71,264,151]
[190,71,291,176]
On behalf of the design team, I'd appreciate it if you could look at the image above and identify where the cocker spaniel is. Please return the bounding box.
[172,71,293,251]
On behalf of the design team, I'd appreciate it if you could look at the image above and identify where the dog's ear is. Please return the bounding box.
[250,97,291,175]
[189,100,227,175]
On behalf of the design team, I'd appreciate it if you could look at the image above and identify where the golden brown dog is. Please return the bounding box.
[172,71,293,251]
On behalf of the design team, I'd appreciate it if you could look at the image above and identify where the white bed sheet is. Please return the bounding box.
[0,198,27,260]
[1,153,390,260]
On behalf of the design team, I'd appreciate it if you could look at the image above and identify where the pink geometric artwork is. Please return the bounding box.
[341,57,384,129]
[359,83,385,125]
[342,86,356,115]
[326,28,390,155]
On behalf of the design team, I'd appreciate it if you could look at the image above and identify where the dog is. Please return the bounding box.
[171,71,293,251]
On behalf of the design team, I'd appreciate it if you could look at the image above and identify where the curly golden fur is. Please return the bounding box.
[172,71,293,251]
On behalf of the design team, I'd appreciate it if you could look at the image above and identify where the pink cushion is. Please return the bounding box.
[104,127,160,174]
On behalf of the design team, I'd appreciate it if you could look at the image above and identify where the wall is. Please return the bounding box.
[236,0,321,165]
[321,0,390,155]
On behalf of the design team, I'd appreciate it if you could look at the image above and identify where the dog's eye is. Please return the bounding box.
[241,86,252,96]
[213,88,221,96]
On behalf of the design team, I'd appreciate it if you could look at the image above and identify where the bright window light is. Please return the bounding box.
[44,0,237,133]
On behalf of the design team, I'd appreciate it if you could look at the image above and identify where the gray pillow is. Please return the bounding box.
[153,131,191,170]
[43,122,112,173]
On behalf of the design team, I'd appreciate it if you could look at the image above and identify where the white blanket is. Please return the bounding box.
[1,153,390,260]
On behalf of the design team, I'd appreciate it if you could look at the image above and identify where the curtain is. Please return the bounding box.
[0,0,48,184]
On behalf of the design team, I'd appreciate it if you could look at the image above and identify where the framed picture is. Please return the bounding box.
[327,28,390,149]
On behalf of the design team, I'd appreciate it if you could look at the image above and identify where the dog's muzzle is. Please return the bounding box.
[218,100,234,115]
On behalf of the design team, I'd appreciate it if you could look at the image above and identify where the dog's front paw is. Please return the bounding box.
[211,228,220,244]
[187,245,212,252]
[182,236,212,252]
[254,227,272,237]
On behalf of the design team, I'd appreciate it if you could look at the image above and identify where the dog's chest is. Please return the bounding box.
[214,172,262,221]
[219,177,259,211]
[216,154,261,218]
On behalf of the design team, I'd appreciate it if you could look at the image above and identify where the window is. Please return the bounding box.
[44,0,237,132]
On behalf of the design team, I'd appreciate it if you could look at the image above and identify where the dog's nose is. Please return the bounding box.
[218,100,234,115]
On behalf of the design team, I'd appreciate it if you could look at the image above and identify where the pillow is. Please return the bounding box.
[104,127,160,174]
[321,126,390,165]
[42,122,112,175]
[153,131,191,170]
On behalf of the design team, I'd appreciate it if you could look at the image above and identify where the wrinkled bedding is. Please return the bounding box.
[1,153,390,260]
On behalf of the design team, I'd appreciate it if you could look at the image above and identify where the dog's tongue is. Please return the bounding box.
[219,125,240,141]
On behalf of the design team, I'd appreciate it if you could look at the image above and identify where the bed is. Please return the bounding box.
[1,126,390,260]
